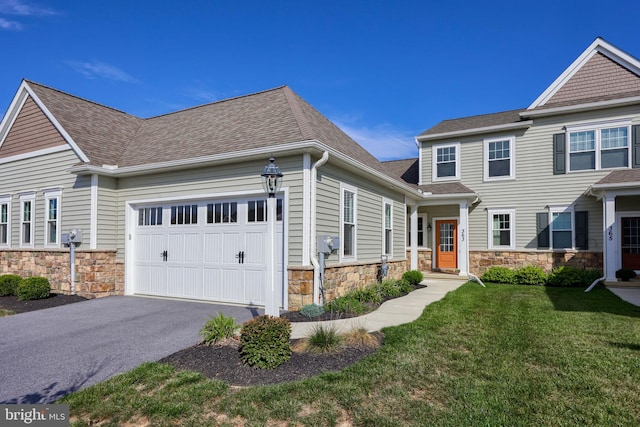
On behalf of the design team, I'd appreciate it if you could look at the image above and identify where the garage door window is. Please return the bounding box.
[208,202,237,224]
[171,204,198,225]
[248,200,266,222]
[138,207,163,226]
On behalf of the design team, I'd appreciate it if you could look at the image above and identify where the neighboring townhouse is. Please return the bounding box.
[0,81,419,310]
[401,37,640,282]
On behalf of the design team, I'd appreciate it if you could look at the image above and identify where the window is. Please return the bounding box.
[432,143,460,181]
[207,202,237,224]
[20,193,35,247]
[170,204,198,225]
[44,190,61,246]
[407,215,426,247]
[138,207,163,226]
[0,197,9,246]
[341,185,356,259]
[551,211,572,249]
[246,199,284,223]
[536,208,588,250]
[383,200,392,256]
[567,120,630,171]
[484,137,515,180]
[488,209,515,249]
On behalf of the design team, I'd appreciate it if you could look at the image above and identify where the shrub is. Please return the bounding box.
[200,313,240,345]
[306,324,343,353]
[547,267,602,287]
[325,296,368,315]
[240,315,291,369]
[351,286,383,305]
[481,266,515,284]
[299,303,325,318]
[376,279,403,299]
[16,277,50,301]
[616,268,637,281]
[402,270,424,286]
[0,274,22,296]
[514,265,547,286]
[396,278,413,294]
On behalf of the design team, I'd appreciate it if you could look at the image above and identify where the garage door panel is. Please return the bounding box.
[203,268,222,299]
[222,233,241,264]
[183,233,202,263]
[221,268,242,301]
[167,233,184,262]
[149,265,167,295]
[183,267,203,298]
[244,269,264,304]
[203,233,222,263]
[244,232,265,265]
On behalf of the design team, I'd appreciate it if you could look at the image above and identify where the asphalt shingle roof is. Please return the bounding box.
[418,109,527,138]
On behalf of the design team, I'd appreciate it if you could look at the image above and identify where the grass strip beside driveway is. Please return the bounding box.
[62,283,640,426]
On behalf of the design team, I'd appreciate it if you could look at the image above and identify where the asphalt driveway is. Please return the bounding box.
[0,296,259,404]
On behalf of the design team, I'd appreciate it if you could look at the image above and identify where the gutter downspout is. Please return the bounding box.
[311,151,329,305]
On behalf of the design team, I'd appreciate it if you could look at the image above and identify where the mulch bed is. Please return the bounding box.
[159,335,382,387]
[0,294,88,314]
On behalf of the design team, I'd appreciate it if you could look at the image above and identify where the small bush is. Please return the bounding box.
[514,266,547,286]
[17,277,50,301]
[351,286,383,305]
[200,313,240,345]
[325,296,368,315]
[376,280,403,299]
[299,303,325,318]
[0,274,22,296]
[481,266,515,284]
[616,268,637,281]
[240,315,291,369]
[342,327,381,349]
[547,267,602,287]
[306,325,343,353]
[402,270,424,286]
[396,278,414,294]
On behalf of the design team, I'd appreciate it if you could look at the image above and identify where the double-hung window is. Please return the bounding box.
[432,143,460,181]
[20,193,35,247]
[44,189,61,246]
[383,200,392,256]
[536,207,588,250]
[484,136,515,181]
[567,120,630,171]
[341,184,357,259]
[551,210,573,249]
[0,196,9,246]
[487,208,515,249]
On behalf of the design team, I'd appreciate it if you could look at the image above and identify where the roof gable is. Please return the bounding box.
[529,37,640,109]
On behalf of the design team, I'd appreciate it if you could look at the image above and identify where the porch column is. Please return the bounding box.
[604,193,617,282]
[458,201,469,276]
[410,204,418,270]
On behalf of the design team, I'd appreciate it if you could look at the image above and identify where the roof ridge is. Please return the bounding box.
[24,79,139,118]
[146,85,289,120]
[436,107,527,123]
[282,86,315,140]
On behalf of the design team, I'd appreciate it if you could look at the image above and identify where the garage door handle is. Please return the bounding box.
[161,250,168,261]
[235,251,245,264]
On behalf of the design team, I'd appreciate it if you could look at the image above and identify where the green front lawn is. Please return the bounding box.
[63,283,640,426]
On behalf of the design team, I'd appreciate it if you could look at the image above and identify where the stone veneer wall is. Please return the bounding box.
[287,260,406,311]
[405,248,432,272]
[469,250,604,275]
[0,250,124,298]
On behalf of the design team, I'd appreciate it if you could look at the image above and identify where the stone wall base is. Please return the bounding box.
[0,250,124,298]
[287,259,407,311]
[405,248,432,271]
[469,250,604,275]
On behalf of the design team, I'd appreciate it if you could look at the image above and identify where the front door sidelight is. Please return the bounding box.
[235,251,245,264]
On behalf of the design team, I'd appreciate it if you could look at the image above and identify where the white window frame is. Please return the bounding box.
[383,199,393,257]
[340,183,357,261]
[19,192,35,248]
[407,213,428,248]
[0,195,10,247]
[484,136,515,181]
[566,118,631,172]
[44,189,61,247]
[487,208,515,249]
[549,206,575,250]
[432,142,460,182]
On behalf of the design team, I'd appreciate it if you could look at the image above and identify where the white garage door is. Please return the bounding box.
[133,197,284,306]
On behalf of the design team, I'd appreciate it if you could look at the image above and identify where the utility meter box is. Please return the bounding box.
[317,235,340,254]
[62,228,83,246]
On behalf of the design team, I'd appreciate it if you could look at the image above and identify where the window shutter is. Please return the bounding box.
[536,212,549,248]
[553,133,566,174]
[575,211,588,250]
[632,125,640,169]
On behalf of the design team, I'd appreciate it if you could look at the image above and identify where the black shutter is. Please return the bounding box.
[632,125,640,169]
[536,212,550,249]
[575,211,588,250]
[553,133,566,174]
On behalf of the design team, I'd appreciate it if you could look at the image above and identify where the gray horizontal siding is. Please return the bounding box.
[97,176,118,250]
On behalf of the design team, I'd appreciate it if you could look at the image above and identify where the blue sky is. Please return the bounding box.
[1,0,639,161]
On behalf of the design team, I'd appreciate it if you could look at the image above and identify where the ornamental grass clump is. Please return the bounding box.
[16,277,50,301]
[306,324,343,353]
[200,313,241,345]
[0,274,22,296]
[240,315,291,369]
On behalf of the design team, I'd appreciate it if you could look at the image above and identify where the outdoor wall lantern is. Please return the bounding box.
[261,156,283,316]
[261,156,283,198]
[427,222,432,232]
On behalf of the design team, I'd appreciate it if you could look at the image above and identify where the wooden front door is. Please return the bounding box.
[436,219,457,269]
[622,217,640,270]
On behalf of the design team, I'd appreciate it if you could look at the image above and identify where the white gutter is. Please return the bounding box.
[310,151,329,304]
[585,275,606,292]
[522,96,640,118]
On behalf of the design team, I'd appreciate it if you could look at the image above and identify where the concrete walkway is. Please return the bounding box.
[608,286,640,306]
[290,273,468,339]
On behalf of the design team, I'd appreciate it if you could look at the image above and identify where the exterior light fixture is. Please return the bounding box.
[261,156,283,198]
[262,156,283,316]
